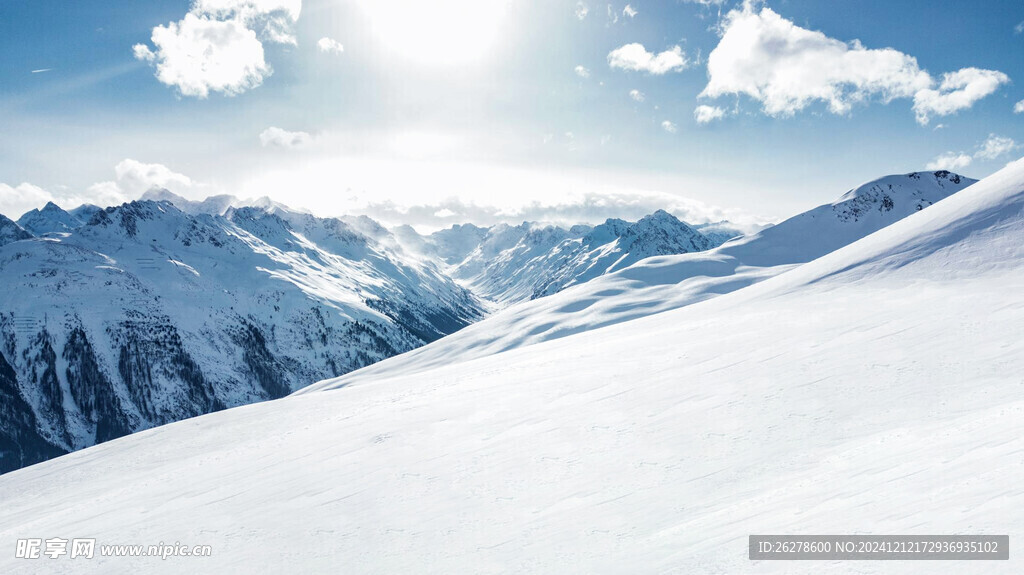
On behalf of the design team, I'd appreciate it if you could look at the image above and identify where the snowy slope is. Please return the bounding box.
[0,162,1019,574]
[0,199,484,472]
[305,170,976,387]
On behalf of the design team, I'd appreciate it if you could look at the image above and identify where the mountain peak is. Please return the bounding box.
[16,201,82,235]
[831,171,976,223]
[0,214,33,246]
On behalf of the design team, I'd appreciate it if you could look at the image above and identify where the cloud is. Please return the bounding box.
[1016,21,1024,34]
[924,134,1018,171]
[194,0,301,44]
[575,1,589,20]
[355,190,768,233]
[661,120,678,133]
[134,0,300,98]
[0,183,65,220]
[925,152,972,171]
[107,159,197,197]
[608,43,688,75]
[694,105,725,124]
[623,4,637,18]
[574,65,591,78]
[0,180,130,221]
[974,134,1017,161]
[0,159,223,219]
[629,89,645,102]
[1014,99,1024,114]
[912,68,1009,125]
[606,4,619,25]
[260,127,313,148]
[701,3,1008,124]
[317,37,344,54]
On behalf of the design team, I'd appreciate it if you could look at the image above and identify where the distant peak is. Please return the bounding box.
[639,209,680,223]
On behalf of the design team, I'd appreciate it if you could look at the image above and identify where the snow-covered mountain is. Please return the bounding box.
[0,214,32,247]
[0,199,484,472]
[304,170,977,385]
[0,173,973,475]
[16,201,86,235]
[402,210,720,304]
[0,162,1018,573]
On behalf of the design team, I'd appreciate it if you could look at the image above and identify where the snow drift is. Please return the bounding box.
[0,162,1019,573]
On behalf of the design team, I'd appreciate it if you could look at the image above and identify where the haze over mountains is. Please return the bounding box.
[0,190,742,472]
[0,160,1019,573]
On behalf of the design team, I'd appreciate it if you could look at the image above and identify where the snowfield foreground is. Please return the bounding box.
[1,161,1022,574]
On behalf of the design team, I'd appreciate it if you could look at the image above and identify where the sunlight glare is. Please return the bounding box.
[360,0,512,66]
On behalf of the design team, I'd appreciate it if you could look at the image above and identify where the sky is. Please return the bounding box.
[1,0,1023,231]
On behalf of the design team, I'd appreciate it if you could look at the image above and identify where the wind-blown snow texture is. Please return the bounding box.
[0,194,734,473]
[0,199,484,472]
[0,161,1019,573]
[305,170,976,388]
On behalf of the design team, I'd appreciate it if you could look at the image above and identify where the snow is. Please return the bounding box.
[0,198,484,460]
[0,159,1019,573]
[16,202,84,235]
[303,171,977,388]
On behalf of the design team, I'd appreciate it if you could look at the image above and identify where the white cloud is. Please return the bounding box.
[0,175,135,220]
[356,190,765,232]
[135,14,269,98]
[0,183,65,220]
[608,43,688,75]
[108,159,196,197]
[694,105,725,124]
[661,120,678,133]
[574,65,591,78]
[134,0,300,98]
[701,3,1008,124]
[575,1,589,20]
[195,0,301,20]
[132,44,155,62]
[681,0,727,4]
[912,68,1009,125]
[629,89,645,102]
[623,4,637,18]
[974,134,1017,161]
[923,134,1017,172]
[925,152,972,171]
[194,0,302,44]
[606,4,619,25]
[1015,21,1024,34]
[1016,100,1024,114]
[317,37,344,54]
[260,127,313,149]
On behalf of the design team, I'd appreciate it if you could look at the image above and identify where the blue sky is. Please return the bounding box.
[1,0,1022,229]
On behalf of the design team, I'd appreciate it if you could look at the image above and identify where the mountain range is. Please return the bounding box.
[0,192,742,472]
[0,160,1018,573]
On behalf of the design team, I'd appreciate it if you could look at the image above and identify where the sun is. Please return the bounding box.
[359,0,511,66]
